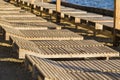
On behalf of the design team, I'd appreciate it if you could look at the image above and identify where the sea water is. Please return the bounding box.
[53,0,114,10]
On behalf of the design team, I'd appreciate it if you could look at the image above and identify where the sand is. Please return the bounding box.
[0,40,32,80]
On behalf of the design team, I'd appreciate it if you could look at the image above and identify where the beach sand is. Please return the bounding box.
[0,41,32,80]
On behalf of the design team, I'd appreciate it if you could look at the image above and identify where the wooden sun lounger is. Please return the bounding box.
[0,13,36,17]
[52,9,87,18]
[79,17,113,36]
[33,2,56,9]
[69,13,103,23]
[10,36,103,47]
[0,7,21,11]
[1,26,83,40]
[20,0,31,6]
[0,21,61,30]
[97,22,113,31]
[32,40,104,48]
[43,7,74,15]
[1,16,47,22]
[25,55,120,80]
[0,5,17,8]
[0,10,26,13]
[10,36,119,59]
[81,17,113,30]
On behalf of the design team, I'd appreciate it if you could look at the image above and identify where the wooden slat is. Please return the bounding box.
[0,7,21,11]
[43,7,75,14]
[9,36,119,59]
[2,27,83,40]
[37,46,119,58]
[10,36,103,47]
[12,37,40,53]
[53,9,87,18]
[0,5,19,8]
[25,55,120,80]
[82,17,113,22]
[9,22,61,30]
[1,17,47,22]
[70,13,103,17]
[98,22,113,28]
[0,12,36,17]
[96,22,113,31]
[0,20,61,30]
[0,11,24,13]
[0,13,34,15]
[19,29,83,40]
[68,13,103,23]
[81,17,113,30]
[32,40,104,48]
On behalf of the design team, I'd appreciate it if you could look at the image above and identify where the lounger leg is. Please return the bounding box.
[106,57,109,60]
[56,13,61,23]
[93,26,96,37]
[30,4,34,13]
[113,35,119,46]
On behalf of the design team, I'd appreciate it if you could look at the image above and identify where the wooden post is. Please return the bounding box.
[56,0,61,12]
[56,0,61,23]
[30,0,35,13]
[31,0,35,4]
[113,0,120,46]
[42,0,43,4]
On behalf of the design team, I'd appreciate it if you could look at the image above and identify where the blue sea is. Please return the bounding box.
[53,0,114,10]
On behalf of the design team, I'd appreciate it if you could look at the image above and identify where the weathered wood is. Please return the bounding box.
[56,0,61,12]
[31,0,35,4]
[43,7,74,15]
[0,11,23,13]
[113,0,120,46]
[10,36,119,59]
[2,27,83,41]
[70,13,103,23]
[0,13,36,17]
[82,16,113,23]
[1,17,47,22]
[96,22,113,31]
[53,9,87,18]
[32,40,104,48]
[81,17,113,30]
[0,7,21,10]
[0,5,18,8]
[10,36,103,47]
[114,0,120,30]
[25,55,120,80]
[0,12,34,15]
[33,2,55,8]
[20,29,83,40]
[0,21,61,30]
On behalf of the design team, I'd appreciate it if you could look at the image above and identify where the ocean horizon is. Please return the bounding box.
[53,0,114,10]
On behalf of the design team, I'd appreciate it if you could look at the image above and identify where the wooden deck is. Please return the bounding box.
[25,55,120,80]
